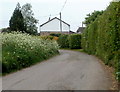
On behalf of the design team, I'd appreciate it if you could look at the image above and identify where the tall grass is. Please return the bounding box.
[1,32,59,73]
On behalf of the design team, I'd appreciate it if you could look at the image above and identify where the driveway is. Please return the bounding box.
[2,50,113,90]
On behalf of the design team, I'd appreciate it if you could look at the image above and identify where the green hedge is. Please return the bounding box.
[57,34,81,49]
[81,2,120,81]
[68,34,81,49]
[1,32,59,73]
[57,34,69,48]
[40,35,54,40]
[50,33,61,37]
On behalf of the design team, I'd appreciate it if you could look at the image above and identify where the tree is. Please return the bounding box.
[9,3,26,32]
[21,3,38,35]
[83,10,104,26]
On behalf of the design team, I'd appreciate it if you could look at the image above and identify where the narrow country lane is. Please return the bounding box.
[2,50,113,90]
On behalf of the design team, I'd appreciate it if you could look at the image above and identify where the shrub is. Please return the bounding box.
[53,37,59,41]
[40,35,54,40]
[1,32,59,73]
[57,34,69,48]
[68,34,81,49]
[81,2,120,81]
[0,27,11,33]
[50,33,61,37]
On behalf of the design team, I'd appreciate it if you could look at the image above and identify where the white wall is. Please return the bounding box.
[40,18,70,32]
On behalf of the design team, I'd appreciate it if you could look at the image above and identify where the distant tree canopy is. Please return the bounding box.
[9,3,38,35]
[9,3,26,32]
[21,3,38,35]
[83,10,104,26]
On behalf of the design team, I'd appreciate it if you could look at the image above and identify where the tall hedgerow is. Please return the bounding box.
[81,2,120,80]
[68,34,81,49]
[57,34,82,49]
[57,34,69,48]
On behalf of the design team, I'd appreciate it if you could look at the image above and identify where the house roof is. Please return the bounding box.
[76,27,85,33]
[69,30,75,33]
[40,17,70,27]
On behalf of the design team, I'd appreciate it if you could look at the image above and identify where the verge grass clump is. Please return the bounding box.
[1,32,59,73]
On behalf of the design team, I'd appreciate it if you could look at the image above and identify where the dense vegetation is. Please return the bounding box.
[40,35,59,41]
[50,33,61,37]
[83,10,103,26]
[81,2,120,81]
[21,3,38,35]
[1,32,59,73]
[68,34,81,49]
[9,3,38,35]
[57,34,69,48]
[58,34,81,49]
[40,35,54,40]
[9,3,26,32]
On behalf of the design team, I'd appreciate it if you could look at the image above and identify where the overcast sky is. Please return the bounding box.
[0,0,112,32]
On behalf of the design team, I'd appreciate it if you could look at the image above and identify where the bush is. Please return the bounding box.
[1,32,59,73]
[40,35,54,40]
[81,2,120,81]
[50,33,61,37]
[68,34,81,49]
[53,37,59,41]
[57,34,69,48]
[0,27,11,33]
[40,35,59,41]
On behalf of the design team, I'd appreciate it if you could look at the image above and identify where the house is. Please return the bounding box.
[40,17,70,35]
[76,27,85,34]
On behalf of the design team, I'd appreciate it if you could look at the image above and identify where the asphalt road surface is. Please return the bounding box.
[2,50,113,90]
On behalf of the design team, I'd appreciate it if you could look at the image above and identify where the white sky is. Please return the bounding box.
[0,0,112,32]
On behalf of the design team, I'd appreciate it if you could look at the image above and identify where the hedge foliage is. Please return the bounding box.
[1,32,59,73]
[40,35,59,41]
[58,34,81,49]
[50,33,61,37]
[81,2,120,81]
[40,35,54,40]
[68,34,81,49]
[57,34,69,48]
